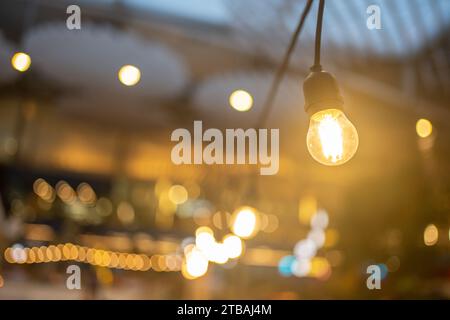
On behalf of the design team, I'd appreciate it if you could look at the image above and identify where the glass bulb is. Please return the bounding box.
[306,108,358,166]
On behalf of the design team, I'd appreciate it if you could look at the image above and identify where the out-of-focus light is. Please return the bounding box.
[309,257,331,280]
[324,229,339,248]
[4,248,14,263]
[207,243,229,264]
[229,89,253,112]
[168,185,188,205]
[117,201,135,225]
[195,227,215,253]
[11,244,26,263]
[310,209,329,230]
[11,52,31,72]
[77,183,96,205]
[0,274,4,288]
[298,195,317,225]
[184,247,208,278]
[158,192,177,214]
[294,239,317,260]
[33,178,55,203]
[96,197,113,216]
[231,206,258,239]
[278,255,296,277]
[416,118,433,138]
[165,255,177,271]
[291,258,311,277]
[424,224,438,246]
[3,243,180,274]
[56,181,76,204]
[118,64,141,86]
[222,234,243,259]
[307,229,326,248]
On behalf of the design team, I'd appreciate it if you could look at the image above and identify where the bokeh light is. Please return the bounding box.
[168,185,188,205]
[423,224,438,246]
[118,64,141,86]
[11,52,31,72]
[231,206,258,239]
[222,234,243,259]
[278,255,296,277]
[184,247,208,278]
[229,89,253,112]
[416,118,433,138]
[117,201,135,225]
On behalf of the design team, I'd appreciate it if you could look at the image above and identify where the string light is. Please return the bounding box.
[11,52,31,72]
[229,89,253,112]
[423,224,438,246]
[168,185,188,205]
[416,118,433,138]
[118,64,141,86]
[3,243,181,272]
[231,206,259,239]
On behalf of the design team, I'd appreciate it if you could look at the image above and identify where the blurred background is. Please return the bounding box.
[0,0,449,299]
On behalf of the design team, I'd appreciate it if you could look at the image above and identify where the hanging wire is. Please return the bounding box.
[256,0,314,128]
[312,0,325,71]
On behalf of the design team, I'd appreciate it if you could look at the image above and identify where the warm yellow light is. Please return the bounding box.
[298,195,317,225]
[11,52,31,72]
[416,118,432,138]
[33,178,55,202]
[118,65,141,86]
[56,181,76,204]
[207,243,229,264]
[309,257,331,280]
[307,109,358,166]
[168,185,188,205]
[185,247,208,278]
[117,201,135,225]
[229,89,253,112]
[424,224,438,246]
[222,234,243,259]
[77,183,96,205]
[195,226,215,253]
[231,206,258,239]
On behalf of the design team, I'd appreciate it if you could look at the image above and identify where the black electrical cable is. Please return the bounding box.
[256,0,313,128]
[312,0,325,71]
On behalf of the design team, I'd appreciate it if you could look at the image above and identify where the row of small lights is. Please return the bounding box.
[4,243,181,272]
[9,52,440,138]
[11,52,435,135]
[278,209,331,280]
[34,178,97,206]
[10,52,253,111]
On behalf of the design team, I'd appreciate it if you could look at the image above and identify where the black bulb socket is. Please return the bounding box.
[303,70,344,117]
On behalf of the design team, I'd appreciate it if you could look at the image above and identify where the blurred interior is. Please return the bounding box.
[0,0,449,299]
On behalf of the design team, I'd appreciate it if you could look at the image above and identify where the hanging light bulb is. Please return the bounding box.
[303,71,358,166]
[302,0,358,166]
